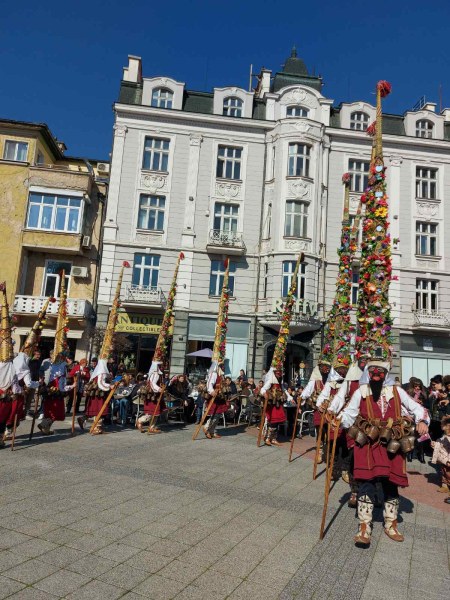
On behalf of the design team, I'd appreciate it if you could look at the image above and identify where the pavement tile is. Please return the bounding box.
[98,563,150,589]
[34,568,92,598]
[0,550,29,573]
[132,574,186,599]
[94,541,141,561]
[10,539,58,559]
[227,579,286,599]
[191,570,242,596]
[67,553,119,578]
[173,585,225,600]
[39,546,87,568]
[65,533,111,553]
[40,527,84,546]
[0,530,32,550]
[124,550,173,574]
[0,575,26,599]
[64,579,125,600]
[5,589,59,600]
[3,558,60,585]
[157,559,207,585]
[120,531,160,550]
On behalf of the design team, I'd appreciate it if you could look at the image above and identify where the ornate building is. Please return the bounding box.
[97,49,450,382]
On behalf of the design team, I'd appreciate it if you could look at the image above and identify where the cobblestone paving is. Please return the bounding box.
[0,420,448,599]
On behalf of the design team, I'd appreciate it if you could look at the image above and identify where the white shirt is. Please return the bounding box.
[316,380,344,409]
[328,380,350,415]
[340,385,430,430]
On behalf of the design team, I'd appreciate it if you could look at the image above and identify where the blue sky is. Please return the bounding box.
[2,1,450,158]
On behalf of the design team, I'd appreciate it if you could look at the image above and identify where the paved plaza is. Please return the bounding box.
[0,420,449,600]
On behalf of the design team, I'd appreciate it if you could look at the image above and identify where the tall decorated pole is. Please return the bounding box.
[21,297,56,357]
[98,263,128,363]
[356,81,394,361]
[0,283,14,365]
[192,258,231,440]
[53,272,69,362]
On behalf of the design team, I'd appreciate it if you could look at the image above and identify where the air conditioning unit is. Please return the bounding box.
[71,266,88,278]
[82,235,91,249]
[97,162,110,174]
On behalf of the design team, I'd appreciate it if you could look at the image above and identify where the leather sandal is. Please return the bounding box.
[271,440,282,447]
[265,440,272,446]
[384,521,404,542]
[354,524,371,547]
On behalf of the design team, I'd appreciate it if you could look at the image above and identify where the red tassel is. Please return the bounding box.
[0,282,5,292]
[122,261,130,268]
[179,252,185,260]
[223,258,229,269]
[366,122,376,137]
[342,172,351,184]
[50,297,56,303]
[377,80,392,98]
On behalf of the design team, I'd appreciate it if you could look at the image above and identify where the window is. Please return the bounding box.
[26,192,82,233]
[223,97,243,117]
[263,203,272,239]
[213,203,239,232]
[416,222,437,256]
[416,167,437,199]
[209,260,236,296]
[42,261,72,297]
[286,106,309,118]
[348,159,370,192]
[151,88,173,109]
[216,145,242,180]
[142,137,170,171]
[263,262,268,299]
[285,200,308,238]
[132,254,160,288]
[288,143,310,177]
[137,195,165,231]
[270,146,276,180]
[416,279,438,311]
[350,112,369,131]
[351,270,359,305]
[282,261,306,298]
[416,120,433,139]
[36,150,45,165]
[3,140,28,161]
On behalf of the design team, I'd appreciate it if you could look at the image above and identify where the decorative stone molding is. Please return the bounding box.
[416,201,439,221]
[389,155,403,167]
[281,88,315,108]
[284,239,311,251]
[140,173,168,193]
[260,240,270,253]
[189,134,203,147]
[292,121,311,133]
[349,194,360,212]
[135,231,164,244]
[287,179,312,200]
[114,124,128,138]
[215,180,242,200]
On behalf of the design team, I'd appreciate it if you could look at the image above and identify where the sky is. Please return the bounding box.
[2,1,450,159]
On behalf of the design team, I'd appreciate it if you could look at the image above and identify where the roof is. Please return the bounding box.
[272,47,323,93]
[0,118,63,160]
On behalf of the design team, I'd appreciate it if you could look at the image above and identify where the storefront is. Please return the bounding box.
[400,332,450,384]
[115,310,163,373]
[186,316,250,381]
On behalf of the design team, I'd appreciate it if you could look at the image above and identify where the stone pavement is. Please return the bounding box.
[0,419,448,600]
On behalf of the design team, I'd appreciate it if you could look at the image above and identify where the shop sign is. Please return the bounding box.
[271,298,318,317]
[115,312,163,334]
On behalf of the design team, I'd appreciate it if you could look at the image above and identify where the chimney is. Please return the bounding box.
[441,108,450,121]
[123,55,142,83]
[255,68,272,98]
[56,140,67,154]
[422,102,436,113]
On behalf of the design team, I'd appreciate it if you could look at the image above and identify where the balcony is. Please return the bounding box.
[122,285,166,307]
[206,229,246,255]
[13,295,94,320]
[412,309,450,329]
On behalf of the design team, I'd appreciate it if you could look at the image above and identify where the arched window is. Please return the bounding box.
[350,111,369,131]
[416,119,434,138]
[151,88,173,109]
[286,106,309,118]
[223,97,243,117]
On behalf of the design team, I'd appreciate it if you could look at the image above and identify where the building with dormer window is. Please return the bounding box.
[97,49,450,382]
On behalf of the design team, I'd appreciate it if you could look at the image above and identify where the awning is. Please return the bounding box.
[259,320,321,335]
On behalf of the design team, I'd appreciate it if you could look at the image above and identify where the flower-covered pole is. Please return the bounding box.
[21,296,56,357]
[152,252,185,369]
[211,258,230,367]
[53,271,70,361]
[356,81,394,360]
[100,261,130,361]
[0,282,14,363]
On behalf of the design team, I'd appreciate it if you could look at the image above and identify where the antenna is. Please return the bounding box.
[439,84,443,113]
[249,64,253,92]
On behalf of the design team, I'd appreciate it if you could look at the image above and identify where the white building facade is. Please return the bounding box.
[97,50,450,383]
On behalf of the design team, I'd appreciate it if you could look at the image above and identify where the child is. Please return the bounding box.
[431,415,450,503]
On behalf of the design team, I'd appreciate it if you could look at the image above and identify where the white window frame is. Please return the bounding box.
[216,145,242,180]
[209,260,236,297]
[348,159,370,192]
[350,112,369,131]
[142,137,170,172]
[132,254,160,288]
[223,97,243,117]
[288,143,311,178]
[415,279,438,312]
[137,194,166,231]
[26,192,83,233]
[284,200,308,238]
[416,119,433,139]
[42,260,72,297]
[416,221,438,256]
[3,139,29,162]
[151,88,173,109]
[416,167,437,199]
[213,202,239,233]
[286,106,309,118]
[282,261,306,298]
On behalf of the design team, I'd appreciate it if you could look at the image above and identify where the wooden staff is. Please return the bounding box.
[71,374,78,436]
[29,387,40,441]
[192,392,216,441]
[147,386,166,433]
[288,400,302,462]
[256,394,269,447]
[10,414,18,451]
[319,419,341,540]
[89,380,121,434]
[313,409,326,480]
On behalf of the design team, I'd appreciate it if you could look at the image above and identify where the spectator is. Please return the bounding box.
[67,358,90,414]
[225,376,237,395]
[193,381,207,424]
[247,377,256,391]
[89,356,98,375]
[431,415,450,502]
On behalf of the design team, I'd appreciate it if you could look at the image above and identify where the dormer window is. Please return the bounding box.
[286,106,309,118]
[223,97,243,117]
[350,111,369,131]
[151,88,173,109]
[416,119,434,138]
